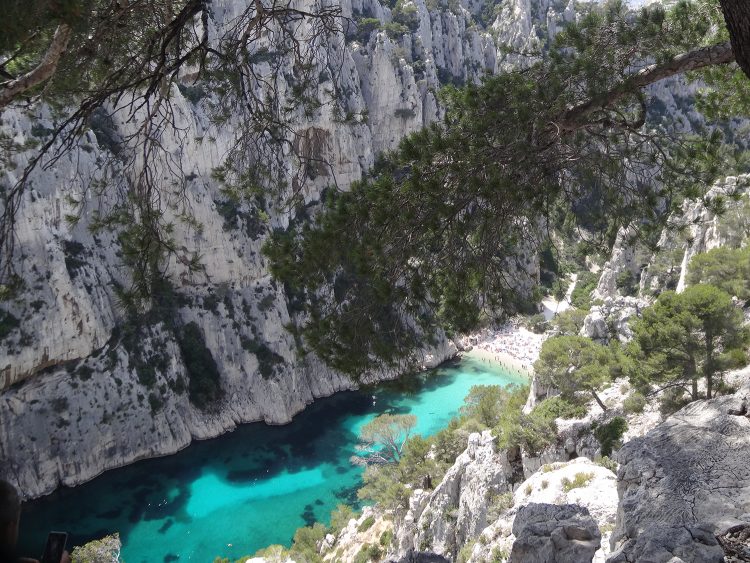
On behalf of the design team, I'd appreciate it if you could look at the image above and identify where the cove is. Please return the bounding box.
[18,356,525,562]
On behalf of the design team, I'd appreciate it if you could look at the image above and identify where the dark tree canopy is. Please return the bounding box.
[265,0,750,374]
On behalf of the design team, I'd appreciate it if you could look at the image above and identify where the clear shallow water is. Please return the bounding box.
[19,357,525,562]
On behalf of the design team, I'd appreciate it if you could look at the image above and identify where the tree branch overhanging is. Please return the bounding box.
[557,41,735,133]
[0,23,72,109]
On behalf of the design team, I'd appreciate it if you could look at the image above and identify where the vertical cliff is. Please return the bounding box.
[0,0,560,499]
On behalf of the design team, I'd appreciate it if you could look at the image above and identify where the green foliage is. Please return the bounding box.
[616,270,639,297]
[571,272,600,309]
[552,308,587,336]
[357,413,417,464]
[353,543,383,563]
[592,416,628,457]
[688,246,750,301]
[177,322,223,410]
[249,545,290,563]
[0,309,20,339]
[289,523,326,562]
[457,539,477,563]
[532,396,588,420]
[265,1,745,375]
[379,529,393,547]
[329,504,356,534]
[461,385,508,427]
[523,313,549,334]
[392,0,419,31]
[561,471,595,492]
[358,516,376,532]
[351,17,381,43]
[486,490,514,521]
[534,336,612,409]
[595,455,618,473]
[623,392,647,414]
[630,284,750,401]
[241,337,284,379]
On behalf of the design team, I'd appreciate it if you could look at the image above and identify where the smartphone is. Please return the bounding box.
[40,531,67,563]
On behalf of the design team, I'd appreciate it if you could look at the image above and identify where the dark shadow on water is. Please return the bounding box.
[300,504,316,527]
[18,358,496,560]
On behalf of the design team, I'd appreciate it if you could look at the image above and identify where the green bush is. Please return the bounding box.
[595,455,618,473]
[379,529,393,547]
[353,543,383,563]
[290,522,326,562]
[329,504,355,533]
[352,17,381,42]
[177,322,223,410]
[533,396,587,420]
[0,309,20,339]
[561,471,594,492]
[457,539,477,563]
[358,515,376,532]
[623,392,647,414]
[593,416,628,457]
[570,271,599,309]
[487,491,514,521]
[616,270,640,296]
[524,313,549,334]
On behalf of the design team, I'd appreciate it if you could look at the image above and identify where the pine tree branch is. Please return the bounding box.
[0,24,72,109]
[558,41,735,132]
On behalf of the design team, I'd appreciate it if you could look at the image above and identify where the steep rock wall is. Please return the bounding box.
[0,0,551,499]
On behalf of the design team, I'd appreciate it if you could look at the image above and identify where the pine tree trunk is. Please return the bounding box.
[720,0,750,80]
[591,389,607,411]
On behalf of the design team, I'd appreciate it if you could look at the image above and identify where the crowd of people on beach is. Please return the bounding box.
[465,321,546,372]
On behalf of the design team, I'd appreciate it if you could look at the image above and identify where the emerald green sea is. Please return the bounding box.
[19,356,524,562]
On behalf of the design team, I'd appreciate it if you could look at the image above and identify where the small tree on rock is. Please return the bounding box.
[534,335,612,410]
[354,413,417,465]
[630,284,749,400]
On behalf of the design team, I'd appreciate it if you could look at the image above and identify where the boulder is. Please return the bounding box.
[509,503,601,563]
[387,550,451,563]
[607,388,750,562]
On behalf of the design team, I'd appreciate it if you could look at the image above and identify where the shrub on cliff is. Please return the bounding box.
[177,322,223,410]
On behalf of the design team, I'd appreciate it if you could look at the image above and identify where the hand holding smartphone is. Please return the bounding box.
[40,531,67,563]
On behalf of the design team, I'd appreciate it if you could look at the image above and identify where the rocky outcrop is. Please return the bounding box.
[323,507,394,563]
[608,384,750,562]
[581,296,645,343]
[510,503,601,563]
[639,175,750,297]
[393,427,617,561]
[396,431,515,558]
[467,457,619,563]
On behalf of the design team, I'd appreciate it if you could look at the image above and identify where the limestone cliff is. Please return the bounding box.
[0,0,560,500]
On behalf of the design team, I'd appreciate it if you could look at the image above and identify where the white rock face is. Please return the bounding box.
[396,431,515,559]
[323,507,393,562]
[2,0,556,499]
[467,457,618,563]
[608,383,750,562]
[581,296,645,343]
[592,227,641,302]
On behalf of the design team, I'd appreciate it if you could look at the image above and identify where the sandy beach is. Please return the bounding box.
[459,321,547,378]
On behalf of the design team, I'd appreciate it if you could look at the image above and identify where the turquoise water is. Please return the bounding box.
[19,357,525,562]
